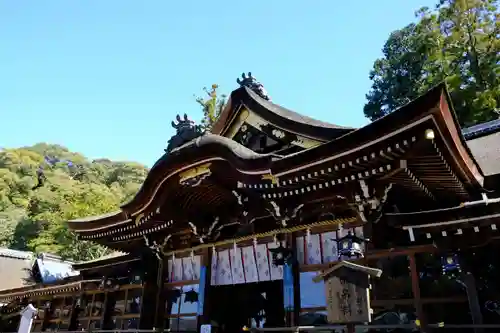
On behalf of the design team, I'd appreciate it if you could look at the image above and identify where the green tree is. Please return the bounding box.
[195,84,227,131]
[0,144,149,261]
[364,0,499,126]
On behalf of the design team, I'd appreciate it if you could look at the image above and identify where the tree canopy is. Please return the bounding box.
[195,84,227,131]
[364,0,500,126]
[0,143,148,261]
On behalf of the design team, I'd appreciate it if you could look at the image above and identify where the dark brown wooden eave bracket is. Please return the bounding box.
[313,261,383,283]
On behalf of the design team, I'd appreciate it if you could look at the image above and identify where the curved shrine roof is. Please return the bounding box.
[212,86,354,142]
[120,133,275,214]
[67,133,275,231]
[67,83,487,242]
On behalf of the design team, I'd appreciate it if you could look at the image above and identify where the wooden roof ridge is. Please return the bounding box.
[0,248,33,260]
[463,119,500,140]
[271,84,484,189]
[466,128,500,177]
[211,86,355,141]
[312,260,382,283]
[0,278,99,302]
[73,252,138,271]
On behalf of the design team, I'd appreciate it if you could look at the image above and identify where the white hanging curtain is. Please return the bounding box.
[209,241,285,286]
[167,255,201,283]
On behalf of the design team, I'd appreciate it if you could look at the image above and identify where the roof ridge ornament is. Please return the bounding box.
[236,72,270,101]
[165,113,204,153]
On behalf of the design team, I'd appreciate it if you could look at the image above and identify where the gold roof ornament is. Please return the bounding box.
[179,163,212,187]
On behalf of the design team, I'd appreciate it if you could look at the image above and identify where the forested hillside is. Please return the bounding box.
[0,143,149,262]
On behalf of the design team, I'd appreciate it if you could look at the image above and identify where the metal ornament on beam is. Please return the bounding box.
[178,162,212,187]
[262,173,279,185]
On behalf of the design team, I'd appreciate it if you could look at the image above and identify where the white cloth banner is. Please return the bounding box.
[305,233,322,265]
[216,250,233,285]
[255,244,271,282]
[321,231,338,263]
[241,246,259,283]
[181,255,201,280]
[230,247,246,284]
[171,258,183,281]
[208,241,292,285]
[168,255,202,282]
[210,251,218,286]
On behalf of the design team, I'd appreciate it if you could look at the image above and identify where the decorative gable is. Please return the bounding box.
[212,73,354,155]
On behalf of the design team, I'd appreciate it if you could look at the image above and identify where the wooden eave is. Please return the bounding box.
[211,87,354,142]
[72,253,138,271]
[312,260,382,283]
[67,210,128,231]
[67,85,487,247]
[68,134,274,234]
[387,200,500,228]
[240,123,470,205]
[120,134,273,215]
[0,278,96,303]
[269,84,484,191]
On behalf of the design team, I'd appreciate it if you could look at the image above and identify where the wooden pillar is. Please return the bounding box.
[41,299,54,331]
[462,272,483,333]
[291,233,301,326]
[67,294,82,331]
[197,248,211,330]
[101,291,116,330]
[284,233,300,327]
[155,259,167,332]
[139,252,166,331]
[408,254,427,332]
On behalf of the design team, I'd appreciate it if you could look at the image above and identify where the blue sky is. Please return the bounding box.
[0,0,436,167]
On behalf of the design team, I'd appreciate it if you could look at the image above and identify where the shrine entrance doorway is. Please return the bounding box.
[208,280,285,332]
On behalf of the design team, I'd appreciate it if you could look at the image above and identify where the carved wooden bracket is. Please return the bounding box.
[266,201,304,227]
[354,180,393,223]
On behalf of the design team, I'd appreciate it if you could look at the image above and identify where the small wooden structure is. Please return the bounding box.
[313,261,382,324]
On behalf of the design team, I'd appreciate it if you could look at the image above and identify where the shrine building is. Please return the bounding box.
[1,73,500,332]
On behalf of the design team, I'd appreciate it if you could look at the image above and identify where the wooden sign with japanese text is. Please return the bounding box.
[324,272,371,323]
[313,261,382,324]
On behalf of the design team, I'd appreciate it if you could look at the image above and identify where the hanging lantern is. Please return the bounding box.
[441,253,461,276]
[335,230,366,258]
[268,243,293,266]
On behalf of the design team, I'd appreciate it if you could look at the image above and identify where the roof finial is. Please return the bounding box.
[165,114,203,153]
[236,72,270,101]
